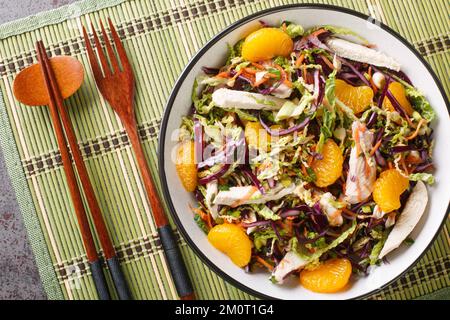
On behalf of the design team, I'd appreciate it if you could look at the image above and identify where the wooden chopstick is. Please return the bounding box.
[37,41,132,300]
[36,41,120,300]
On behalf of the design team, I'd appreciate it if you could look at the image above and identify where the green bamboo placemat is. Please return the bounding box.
[0,0,448,300]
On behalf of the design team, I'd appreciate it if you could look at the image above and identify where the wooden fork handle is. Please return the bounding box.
[125,121,168,227]
[124,122,195,299]
[106,256,132,300]
[90,259,111,300]
[158,225,195,300]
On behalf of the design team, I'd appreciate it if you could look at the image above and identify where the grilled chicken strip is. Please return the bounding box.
[212,88,288,111]
[345,121,377,204]
[325,37,401,71]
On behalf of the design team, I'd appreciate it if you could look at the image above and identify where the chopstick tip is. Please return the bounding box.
[107,18,116,33]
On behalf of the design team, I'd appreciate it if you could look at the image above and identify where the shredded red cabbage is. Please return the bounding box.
[374,150,387,167]
[193,119,203,163]
[297,229,328,244]
[386,89,409,119]
[280,205,313,218]
[313,70,326,107]
[366,111,378,128]
[420,149,429,162]
[391,145,415,153]
[341,211,356,221]
[198,164,230,185]
[307,35,330,51]
[374,127,384,144]
[201,66,220,75]
[414,162,434,173]
[337,72,360,86]
[257,78,283,95]
[259,113,310,136]
[294,31,331,51]
[241,220,271,228]
[270,221,282,241]
[377,73,391,109]
[311,202,329,232]
[242,166,265,194]
[350,199,371,212]
[339,58,372,87]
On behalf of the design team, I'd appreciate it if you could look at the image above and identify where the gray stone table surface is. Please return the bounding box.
[0,0,77,300]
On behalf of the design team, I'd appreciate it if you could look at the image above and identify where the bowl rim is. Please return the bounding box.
[158,3,450,300]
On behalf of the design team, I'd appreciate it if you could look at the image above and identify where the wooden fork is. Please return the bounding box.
[82,19,195,300]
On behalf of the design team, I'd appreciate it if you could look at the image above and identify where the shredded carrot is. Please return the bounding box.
[274,64,286,80]
[256,256,274,271]
[405,153,422,164]
[310,28,328,38]
[301,164,308,176]
[369,78,378,94]
[251,62,265,69]
[307,155,314,167]
[206,212,213,229]
[342,207,357,216]
[354,129,361,157]
[231,68,243,80]
[364,157,371,178]
[190,205,206,218]
[284,79,293,88]
[241,71,255,83]
[285,72,293,86]
[388,161,393,169]
[281,22,287,34]
[253,76,268,87]
[295,54,305,68]
[190,205,213,229]
[302,64,307,81]
[285,219,293,236]
[406,119,426,140]
[265,72,280,78]
[400,155,409,175]
[216,71,229,78]
[370,139,382,156]
[368,67,378,93]
[243,67,258,75]
[273,64,292,88]
[320,54,335,70]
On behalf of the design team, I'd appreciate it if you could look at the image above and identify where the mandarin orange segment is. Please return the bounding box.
[311,139,344,188]
[244,121,270,151]
[373,169,409,213]
[208,223,252,267]
[382,82,414,116]
[335,79,374,114]
[241,27,293,62]
[175,140,198,192]
[300,258,352,293]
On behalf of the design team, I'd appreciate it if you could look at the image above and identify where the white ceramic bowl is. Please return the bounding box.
[159,4,450,300]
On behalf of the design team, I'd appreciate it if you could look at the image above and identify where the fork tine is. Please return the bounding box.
[82,26,104,81]
[90,23,112,77]
[99,20,121,74]
[107,18,132,73]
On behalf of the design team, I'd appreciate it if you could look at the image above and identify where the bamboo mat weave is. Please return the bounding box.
[0,0,448,300]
